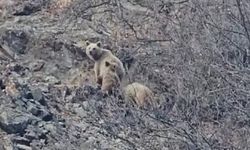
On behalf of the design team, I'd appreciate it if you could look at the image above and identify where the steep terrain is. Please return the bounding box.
[0,0,250,149]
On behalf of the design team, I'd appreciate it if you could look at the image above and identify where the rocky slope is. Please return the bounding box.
[1,0,250,150]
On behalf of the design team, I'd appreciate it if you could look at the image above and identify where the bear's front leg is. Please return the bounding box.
[94,64,100,83]
[96,76,103,85]
[94,72,99,83]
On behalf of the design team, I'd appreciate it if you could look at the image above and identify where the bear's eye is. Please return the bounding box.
[105,61,110,66]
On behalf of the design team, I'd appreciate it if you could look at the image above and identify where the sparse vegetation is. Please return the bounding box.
[0,0,250,149]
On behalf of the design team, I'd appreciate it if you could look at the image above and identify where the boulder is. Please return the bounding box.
[31,88,46,106]
[1,30,29,54]
[27,103,53,121]
[0,108,34,134]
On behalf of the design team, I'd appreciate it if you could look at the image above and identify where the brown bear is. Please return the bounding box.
[124,82,156,108]
[84,40,125,85]
[101,61,121,92]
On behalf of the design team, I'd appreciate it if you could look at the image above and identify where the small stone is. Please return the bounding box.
[0,78,5,89]
[30,61,45,72]
[16,144,32,150]
[73,103,80,108]
[58,122,66,128]
[24,91,33,99]
[15,98,26,107]
[42,129,49,135]
[0,144,4,150]
[41,110,53,121]
[99,119,104,124]
[58,118,66,123]
[74,107,86,117]
[83,85,98,95]
[27,103,53,121]
[12,64,24,73]
[38,122,44,128]
[45,76,61,85]
[24,131,37,141]
[43,124,56,134]
[82,101,89,109]
[31,88,46,105]
[2,30,29,54]
[154,69,160,73]
[12,136,30,145]
[0,108,34,134]
[72,131,80,139]
[39,139,46,145]
[80,137,96,150]
[20,84,33,99]
[54,142,67,150]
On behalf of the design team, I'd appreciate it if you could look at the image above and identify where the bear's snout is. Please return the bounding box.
[89,51,93,55]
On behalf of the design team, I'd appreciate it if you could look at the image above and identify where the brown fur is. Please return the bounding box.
[85,41,125,85]
[124,82,155,108]
[101,61,120,92]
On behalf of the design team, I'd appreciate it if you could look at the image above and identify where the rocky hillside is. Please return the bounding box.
[0,0,250,149]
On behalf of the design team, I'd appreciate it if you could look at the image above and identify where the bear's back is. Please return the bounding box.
[124,82,154,107]
[99,49,125,81]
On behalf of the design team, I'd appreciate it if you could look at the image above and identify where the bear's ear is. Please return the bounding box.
[86,40,90,46]
[96,41,101,47]
[105,61,110,67]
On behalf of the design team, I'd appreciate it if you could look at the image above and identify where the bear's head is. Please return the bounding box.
[105,61,117,72]
[85,41,103,61]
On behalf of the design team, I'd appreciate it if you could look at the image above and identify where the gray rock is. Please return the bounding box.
[54,142,66,150]
[80,137,96,150]
[44,76,61,85]
[34,84,49,93]
[12,0,49,16]
[0,144,4,150]
[31,88,46,106]
[42,129,49,135]
[27,103,39,115]
[12,136,30,146]
[58,121,66,128]
[15,98,27,108]
[0,78,4,89]
[1,30,29,54]
[74,106,87,118]
[39,109,53,122]
[15,144,32,150]
[43,124,56,135]
[30,60,45,72]
[7,63,27,75]
[0,108,34,134]
[27,103,53,121]
[24,130,38,141]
